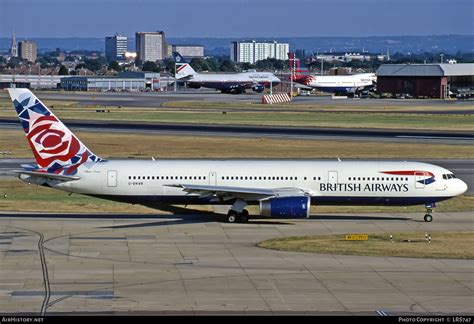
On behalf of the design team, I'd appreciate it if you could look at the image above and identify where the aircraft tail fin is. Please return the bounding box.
[8,88,102,175]
[172,52,187,63]
[288,52,311,84]
[175,63,197,79]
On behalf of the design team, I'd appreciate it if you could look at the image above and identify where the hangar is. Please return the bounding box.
[376,63,474,99]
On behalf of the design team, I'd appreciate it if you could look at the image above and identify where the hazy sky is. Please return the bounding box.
[1,0,472,38]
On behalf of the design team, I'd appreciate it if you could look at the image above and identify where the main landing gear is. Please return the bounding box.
[227,209,250,223]
[424,204,435,222]
[226,199,250,223]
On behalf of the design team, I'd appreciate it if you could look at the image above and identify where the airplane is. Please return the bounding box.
[173,52,281,94]
[294,73,377,96]
[288,53,377,95]
[8,88,468,223]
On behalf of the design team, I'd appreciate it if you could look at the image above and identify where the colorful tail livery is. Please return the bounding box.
[8,88,102,175]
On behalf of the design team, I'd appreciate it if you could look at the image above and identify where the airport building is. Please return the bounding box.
[0,74,62,89]
[377,63,474,99]
[105,34,128,61]
[18,40,37,63]
[135,31,167,62]
[60,72,162,91]
[230,40,289,64]
[172,45,204,59]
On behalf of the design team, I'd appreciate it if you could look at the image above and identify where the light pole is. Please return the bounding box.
[174,63,177,92]
[270,76,273,96]
[290,63,293,99]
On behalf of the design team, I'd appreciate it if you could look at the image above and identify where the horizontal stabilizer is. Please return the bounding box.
[16,170,81,181]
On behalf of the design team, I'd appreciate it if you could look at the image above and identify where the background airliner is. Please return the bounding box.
[173,52,281,94]
[294,73,377,95]
[9,88,467,223]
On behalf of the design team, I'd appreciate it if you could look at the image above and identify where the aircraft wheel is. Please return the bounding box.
[239,215,249,223]
[424,214,433,222]
[227,210,238,223]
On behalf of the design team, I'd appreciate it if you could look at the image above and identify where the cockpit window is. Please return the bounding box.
[442,174,456,180]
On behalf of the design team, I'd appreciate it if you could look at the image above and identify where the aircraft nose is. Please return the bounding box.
[456,179,468,195]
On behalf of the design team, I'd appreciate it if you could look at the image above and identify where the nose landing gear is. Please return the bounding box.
[423,203,435,222]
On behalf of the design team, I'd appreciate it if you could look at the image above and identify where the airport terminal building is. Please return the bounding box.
[60,72,161,91]
[376,63,474,99]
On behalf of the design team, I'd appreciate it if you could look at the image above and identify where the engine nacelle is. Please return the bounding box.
[259,196,310,218]
[188,83,201,89]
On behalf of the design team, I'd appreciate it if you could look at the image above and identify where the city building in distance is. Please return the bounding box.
[135,31,166,62]
[105,34,128,61]
[230,40,289,64]
[18,40,37,63]
[172,44,204,59]
[10,32,18,57]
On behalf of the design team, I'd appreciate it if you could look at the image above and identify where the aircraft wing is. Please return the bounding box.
[164,184,309,202]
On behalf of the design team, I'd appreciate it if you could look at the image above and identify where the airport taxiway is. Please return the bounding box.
[0,211,472,315]
[1,118,472,145]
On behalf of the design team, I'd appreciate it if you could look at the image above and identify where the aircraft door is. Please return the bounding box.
[414,172,425,189]
[328,171,338,183]
[209,172,217,186]
[107,170,118,187]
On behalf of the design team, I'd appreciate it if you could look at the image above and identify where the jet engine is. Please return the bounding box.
[259,196,310,218]
[253,84,265,93]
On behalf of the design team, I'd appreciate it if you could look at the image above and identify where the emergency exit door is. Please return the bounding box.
[209,172,217,186]
[328,171,338,183]
[107,170,117,187]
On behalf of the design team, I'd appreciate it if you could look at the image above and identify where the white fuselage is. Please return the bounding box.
[43,160,466,207]
[303,73,376,93]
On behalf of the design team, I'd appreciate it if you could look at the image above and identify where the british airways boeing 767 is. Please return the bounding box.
[9,89,467,222]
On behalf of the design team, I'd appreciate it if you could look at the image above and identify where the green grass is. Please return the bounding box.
[258,231,474,259]
[1,101,473,131]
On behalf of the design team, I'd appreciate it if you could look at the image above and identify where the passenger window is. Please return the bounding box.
[128,176,131,180]
[133,176,136,180]
[318,177,321,181]
[304,177,307,180]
